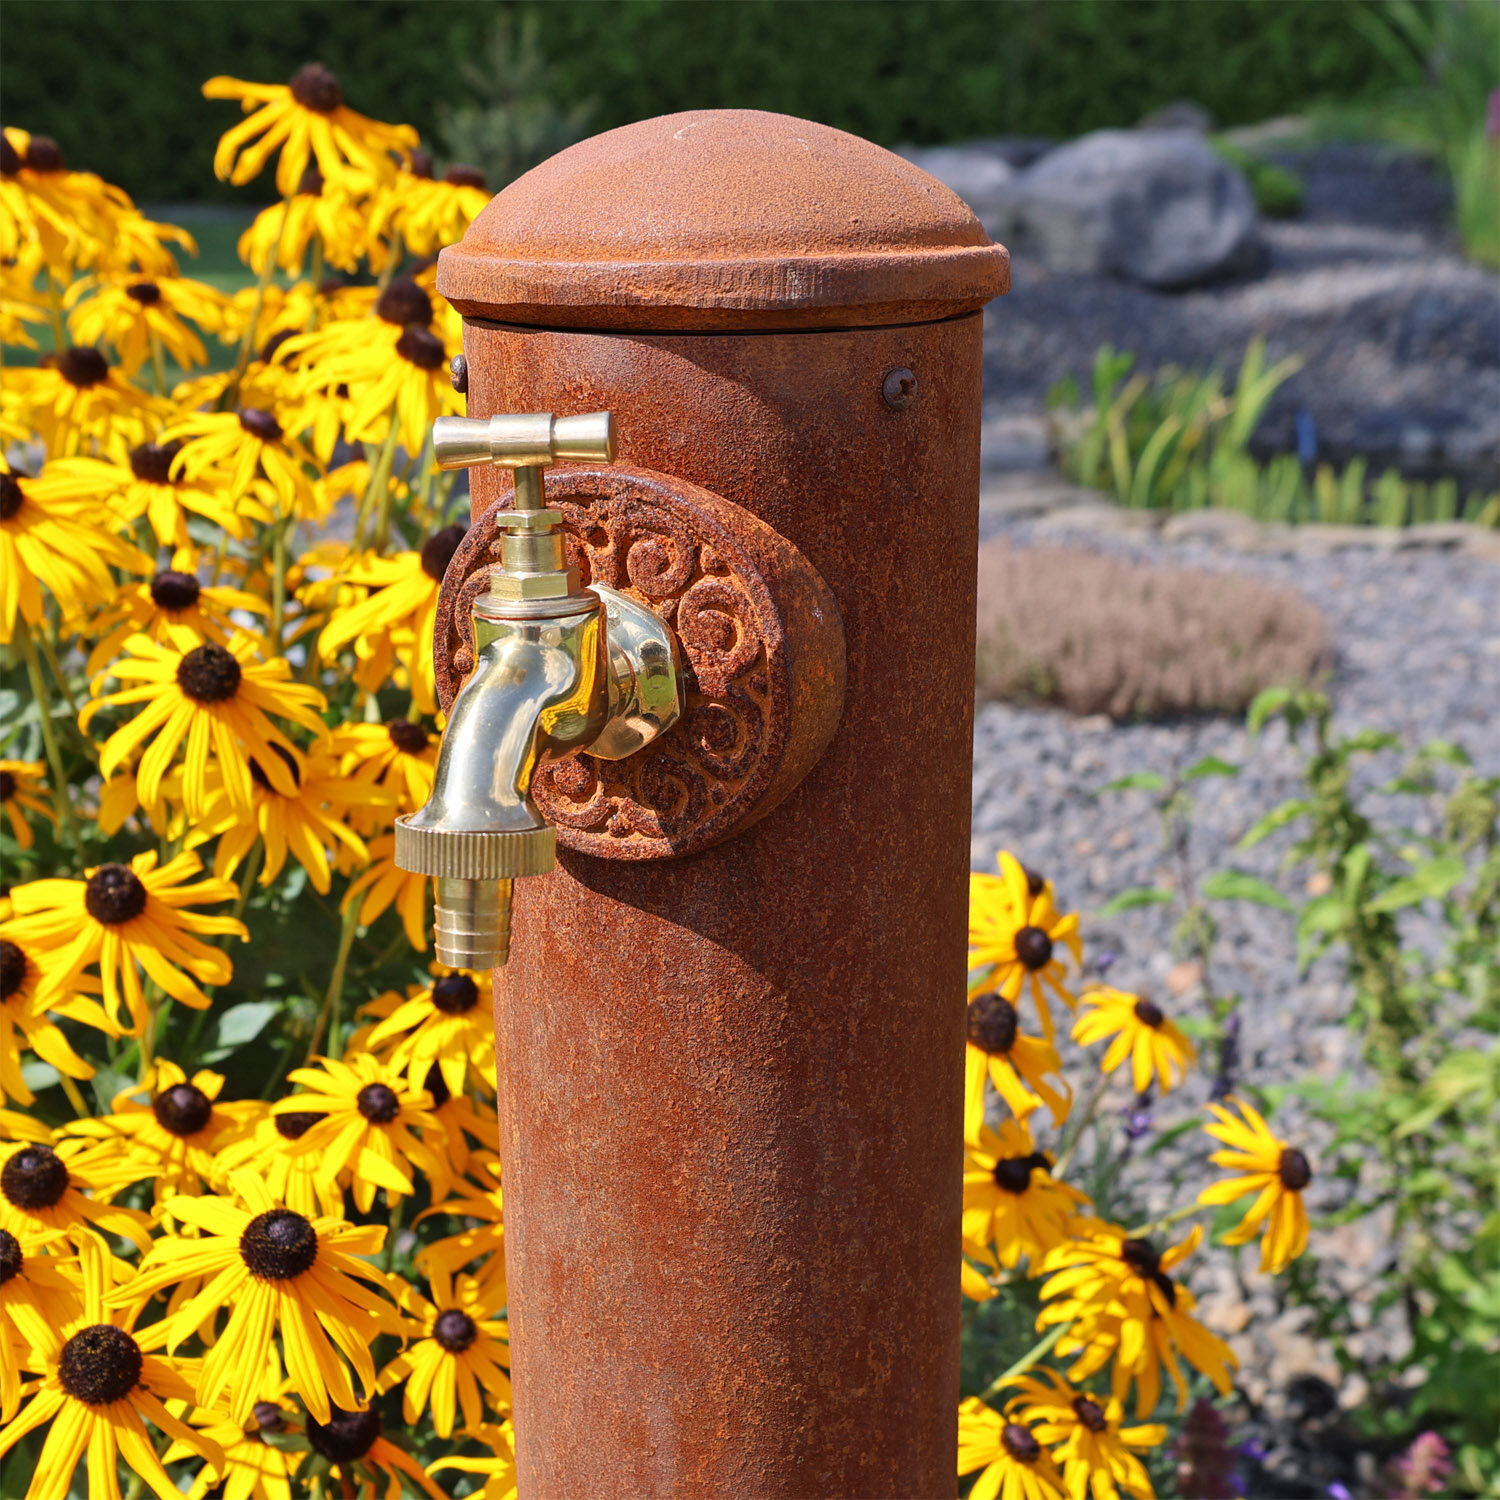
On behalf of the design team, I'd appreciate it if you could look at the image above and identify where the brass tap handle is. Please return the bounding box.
[432,412,615,473]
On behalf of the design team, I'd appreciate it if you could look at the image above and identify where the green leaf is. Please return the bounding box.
[1247,686,1294,735]
[1365,855,1468,913]
[90,1067,135,1113]
[214,1000,280,1050]
[1099,772,1167,794]
[20,1061,59,1092]
[1097,887,1175,916]
[1183,756,1241,781]
[1201,870,1295,911]
[1238,799,1311,849]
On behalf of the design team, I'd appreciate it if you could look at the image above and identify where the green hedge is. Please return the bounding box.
[3,0,1395,203]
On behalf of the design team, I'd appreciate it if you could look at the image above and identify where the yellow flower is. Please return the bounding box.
[416,1059,500,1178]
[0,1224,80,1420]
[963,1118,1088,1269]
[428,1423,518,1500]
[343,832,429,950]
[0,129,129,270]
[5,850,246,1034]
[0,1238,225,1500]
[1038,1226,1237,1418]
[0,1135,151,1251]
[212,1102,343,1221]
[0,934,109,1106]
[165,1365,305,1500]
[276,1053,448,1214]
[186,742,380,896]
[0,759,55,850]
[0,460,151,643]
[62,1061,256,1199]
[1002,1370,1165,1500]
[204,64,417,196]
[239,165,369,274]
[360,968,495,1098]
[0,262,50,349]
[83,633,327,821]
[379,1265,511,1436]
[417,1152,507,1314]
[315,523,467,714]
[332,717,439,818]
[118,1170,407,1425]
[1072,990,1194,1096]
[965,990,1071,1140]
[368,155,490,257]
[303,1404,447,1499]
[1197,1097,1313,1273]
[958,1396,1067,1500]
[65,272,225,376]
[3,346,159,457]
[970,852,1082,1043]
[162,404,319,517]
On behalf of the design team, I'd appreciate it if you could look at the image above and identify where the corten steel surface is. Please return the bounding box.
[435,466,847,859]
[435,108,1006,1500]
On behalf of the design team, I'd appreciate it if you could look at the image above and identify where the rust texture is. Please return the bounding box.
[437,110,1006,1500]
[435,467,846,859]
[437,109,1008,331]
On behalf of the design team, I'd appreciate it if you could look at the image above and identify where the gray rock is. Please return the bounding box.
[990,129,1262,289]
[1138,99,1214,134]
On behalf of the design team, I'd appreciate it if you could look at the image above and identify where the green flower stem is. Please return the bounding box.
[137,979,162,1082]
[1051,1072,1111,1179]
[16,617,79,848]
[223,197,291,407]
[148,330,168,397]
[383,1193,405,1274]
[1126,1201,1206,1240]
[34,622,80,718]
[307,905,359,1062]
[368,406,403,554]
[270,512,291,653]
[978,1322,1069,1401]
[58,1073,90,1118]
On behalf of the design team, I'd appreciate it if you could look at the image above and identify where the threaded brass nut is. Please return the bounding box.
[394,818,556,879]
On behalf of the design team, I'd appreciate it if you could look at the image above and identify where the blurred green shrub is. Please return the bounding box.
[1049,341,1500,527]
[1211,136,1305,217]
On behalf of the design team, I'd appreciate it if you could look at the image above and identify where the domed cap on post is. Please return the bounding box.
[436,109,1009,331]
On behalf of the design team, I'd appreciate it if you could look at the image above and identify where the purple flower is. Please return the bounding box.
[1327,1484,1353,1500]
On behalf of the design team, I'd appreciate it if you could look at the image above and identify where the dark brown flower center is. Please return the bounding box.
[153,1082,213,1137]
[295,166,324,197]
[444,163,487,189]
[420,522,466,582]
[1,1144,69,1210]
[375,276,432,329]
[128,440,182,485]
[0,939,28,1000]
[176,643,242,704]
[408,148,435,179]
[0,134,21,176]
[252,1400,286,1434]
[992,1151,1051,1195]
[260,329,295,365]
[0,473,23,520]
[307,1405,381,1465]
[1001,1423,1042,1463]
[423,1062,451,1109]
[240,1207,318,1281]
[288,63,343,115]
[1278,1147,1312,1192]
[431,972,480,1015]
[125,281,161,306]
[249,743,302,792]
[966,993,1018,1055]
[149,569,201,612]
[1073,1395,1107,1432]
[0,771,13,803]
[237,406,283,443]
[433,1308,478,1353]
[357,1082,401,1124]
[274,1109,325,1140]
[58,346,108,388]
[23,135,64,173]
[396,324,445,371]
[1133,998,1164,1028]
[1023,865,1046,897]
[1014,925,1053,971]
[1120,1237,1161,1278]
[58,1324,142,1405]
[385,717,429,754]
[85,863,148,924]
[0,1227,20,1283]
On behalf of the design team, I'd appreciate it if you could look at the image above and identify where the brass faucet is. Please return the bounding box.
[394,412,682,968]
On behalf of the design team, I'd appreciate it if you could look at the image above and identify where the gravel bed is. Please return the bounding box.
[968,513,1499,1485]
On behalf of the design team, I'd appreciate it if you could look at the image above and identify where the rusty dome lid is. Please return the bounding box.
[436,109,1009,331]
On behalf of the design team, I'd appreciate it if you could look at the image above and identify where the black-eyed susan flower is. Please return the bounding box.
[361,968,494,1098]
[187,742,379,896]
[427,1423,518,1500]
[0,935,109,1107]
[204,64,417,197]
[415,1060,500,1177]
[0,129,126,269]
[217,279,327,358]
[0,461,151,643]
[5,851,246,1034]
[165,1374,305,1500]
[417,1152,507,1313]
[959,1397,1066,1500]
[1197,1097,1313,1273]
[332,717,438,820]
[239,164,369,275]
[65,272,225,376]
[4,345,158,457]
[276,1053,448,1214]
[62,1061,255,1199]
[280,276,461,457]
[1072,990,1195,1097]
[379,1265,511,1437]
[212,1103,343,1220]
[369,156,490,257]
[0,759,54,849]
[304,1403,447,1499]
[0,262,49,349]
[163,404,319,517]
[970,853,1082,1044]
[1002,1370,1164,1500]
[120,1170,408,1425]
[0,1238,225,1500]
[0,1136,151,1250]
[0,1223,80,1419]
[343,831,429,950]
[1038,1226,1236,1418]
[965,991,1071,1140]
[82,633,327,820]
[963,1118,1088,1269]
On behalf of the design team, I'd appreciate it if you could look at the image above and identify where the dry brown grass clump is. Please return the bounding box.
[975,540,1330,719]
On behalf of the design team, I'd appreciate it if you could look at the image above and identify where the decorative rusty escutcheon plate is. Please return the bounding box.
[434,466,846,860]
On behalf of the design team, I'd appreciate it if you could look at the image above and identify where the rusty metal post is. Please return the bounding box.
[432,110,1008,1499]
